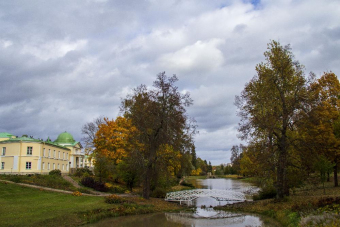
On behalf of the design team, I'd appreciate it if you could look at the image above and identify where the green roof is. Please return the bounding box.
[0,134,70,150]
[54,131,76,145]
[0,132,14,138]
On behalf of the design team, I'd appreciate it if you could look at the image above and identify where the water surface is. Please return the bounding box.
[87,178,276,227]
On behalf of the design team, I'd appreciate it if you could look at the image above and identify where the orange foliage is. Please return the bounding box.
[93,117,141,164]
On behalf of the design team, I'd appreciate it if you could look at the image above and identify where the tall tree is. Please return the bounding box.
[121,72,196,199]
[298,72,340,186]
[81,116,105,155]
[235,41,308,198]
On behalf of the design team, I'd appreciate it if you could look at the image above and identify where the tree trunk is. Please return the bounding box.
[334,160,338,187]
[277,134,289,199]
[327,172,330,182]
[143,166,152,199]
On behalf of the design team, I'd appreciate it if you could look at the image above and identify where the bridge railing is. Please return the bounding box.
[165,189,246,203]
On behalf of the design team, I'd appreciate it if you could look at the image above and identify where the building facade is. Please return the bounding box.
[0,132,84,175]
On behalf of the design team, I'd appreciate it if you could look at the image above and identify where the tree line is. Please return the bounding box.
[233,40,340,198]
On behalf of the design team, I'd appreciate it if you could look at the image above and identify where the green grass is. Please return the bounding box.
[0,182,182,226]
[0,174,78,191]
[0,182,110,226]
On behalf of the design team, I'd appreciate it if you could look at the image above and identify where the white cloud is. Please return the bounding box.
[21,39,87,60]
[158,39,225,73]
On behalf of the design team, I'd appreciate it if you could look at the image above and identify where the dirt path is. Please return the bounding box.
[0,179,133,197]
[62,175,81,188]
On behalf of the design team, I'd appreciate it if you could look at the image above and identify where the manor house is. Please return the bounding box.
[0,132,84,174]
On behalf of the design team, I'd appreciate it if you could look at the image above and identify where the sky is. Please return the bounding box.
[0,0,340,165]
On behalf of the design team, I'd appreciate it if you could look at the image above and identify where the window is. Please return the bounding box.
[63,152,65,160]
[58,163,60,169]
[2,147,6,156]
[26,162,32,169]
[66,164,69,171]
[58,151,60,159]
[66,153,68,160]
[62,164,64,170]
[53,163,55,170]
[43,148,45,157]
[53,150,55,158]
[48,149,51,158]
[48,163,50,170]
[1,162,4,169]
[27,147,32,155]
[42,162,45,170]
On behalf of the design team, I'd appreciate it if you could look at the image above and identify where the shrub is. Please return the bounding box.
[80,177,108,192]
[49,169,61,176]
[180,180,194,188]
[72,191,82,196]
[74,167,93,177]
[105,194,127,204]
[151,187,166,198]
[105,183,126,193]
[253,185,277,200]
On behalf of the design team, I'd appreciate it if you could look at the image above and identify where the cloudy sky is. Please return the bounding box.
[0,0,339,165]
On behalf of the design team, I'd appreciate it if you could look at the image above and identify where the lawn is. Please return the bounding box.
[0,182,182,227]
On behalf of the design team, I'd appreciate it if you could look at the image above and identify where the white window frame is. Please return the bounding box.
[53,163,55,170]
[53,150,55,158]
[26,162,32,169]
[27,147,33,155]
[48,149,51,158]
[2,147,6,156]
[58,151,60,159]
[43,148,45,157]
[42,162,45,170]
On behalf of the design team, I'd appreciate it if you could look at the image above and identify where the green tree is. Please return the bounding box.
[236,40,308,198]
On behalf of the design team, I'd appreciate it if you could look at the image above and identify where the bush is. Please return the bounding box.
[49,169,61,176]
[253,185,277,200]
[74,167,93,177]
[180,180,194,188]
[80,177,108,192]
[151,188,166,198]
[105,183,126,193]
[105,194,127,204]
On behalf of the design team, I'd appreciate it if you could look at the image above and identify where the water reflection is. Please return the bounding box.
[86,179,268,227]
[88,212,264,227]
[165,210,264,227]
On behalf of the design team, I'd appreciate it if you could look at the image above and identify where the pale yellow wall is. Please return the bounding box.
[1,143,20,156]
[0,141,70,174]
[0,157,14,172]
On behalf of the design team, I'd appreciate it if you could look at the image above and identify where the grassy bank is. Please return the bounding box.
[0,182,182,226]
[216,181,340,226]
[0,174,78,191]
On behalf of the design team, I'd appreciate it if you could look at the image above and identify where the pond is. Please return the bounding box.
[87,178,279,227]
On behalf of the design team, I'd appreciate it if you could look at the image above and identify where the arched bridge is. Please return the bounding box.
[165,189,246,205]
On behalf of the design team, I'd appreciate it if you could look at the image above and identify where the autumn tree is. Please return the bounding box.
[297,72,340,186]
[236,40,309,198]
[121,72,196,199]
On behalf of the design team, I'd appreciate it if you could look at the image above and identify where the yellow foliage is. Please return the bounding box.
[191,168,202,176]
[94,117,142,163]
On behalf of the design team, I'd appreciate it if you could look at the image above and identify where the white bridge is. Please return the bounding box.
[165,189,246,205]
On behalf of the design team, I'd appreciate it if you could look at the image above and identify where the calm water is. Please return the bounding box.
[87,178,278,227]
